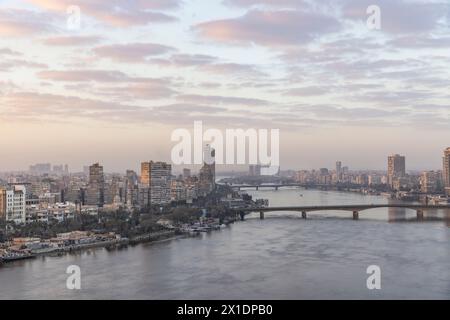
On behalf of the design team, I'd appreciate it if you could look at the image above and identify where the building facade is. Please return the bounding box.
[141,161,172,205]
[85,163,105,207]
[0,185,26,223]
[388,154,406,188]
[443,148,450,196]
[420,171,442,194]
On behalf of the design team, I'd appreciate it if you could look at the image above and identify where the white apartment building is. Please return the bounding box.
[0,185,26,224]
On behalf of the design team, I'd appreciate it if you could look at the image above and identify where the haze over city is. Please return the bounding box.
[1,0,450,171]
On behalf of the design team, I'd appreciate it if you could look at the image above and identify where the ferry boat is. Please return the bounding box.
[1,251,36,263]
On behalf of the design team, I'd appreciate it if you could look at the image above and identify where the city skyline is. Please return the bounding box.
[1,146,449,174]
[1,0,450,171]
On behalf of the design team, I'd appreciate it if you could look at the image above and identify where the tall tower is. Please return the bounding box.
[336,161,342,181]
[86,163,105,207]
[141,162,151,185]
[140,161,172,205]
[89,163,104,185]
[443,148,450,195]
[388,154,405,187]
[199,144,216,196]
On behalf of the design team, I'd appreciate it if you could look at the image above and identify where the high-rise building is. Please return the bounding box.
[125,170,138,208]
[141,161,172,205]
[89,163,104,185]
[336,161,342,175]
[443,148,450,196]
[249,165,261,176]
[29,163,51,174]
[141,162,151,185]
[420,171,442,194]
[199,145,216,196]
[183,168,191,179]
[85,163,105,207]
[336,161,342,182]
[150,162,172,205]
[0,185,26,223]
[388,154,406,187]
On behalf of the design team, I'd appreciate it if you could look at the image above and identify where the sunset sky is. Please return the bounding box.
[1,0,449,172]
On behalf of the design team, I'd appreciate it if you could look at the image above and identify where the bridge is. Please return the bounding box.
[233,204,450,221]
[222,183,329,191]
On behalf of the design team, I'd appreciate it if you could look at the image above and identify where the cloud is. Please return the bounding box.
[198,63,266,78]
[388,36,450,49]
[95,82,178,100]
[194,9,341,46]
[154,103,227,114]
[223,0,308,8]
[0,59,48,72]
[93,43,175,62]
[152,54,218,67]
[25,0,179,27]
[176,94,269,106]
[341,0,449,34]
[37,70,130,82]
[0,8,56,37]
[0,48,22,56]
[42,36,103,46]
[284,86,331,97]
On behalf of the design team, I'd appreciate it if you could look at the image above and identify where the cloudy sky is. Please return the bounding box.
[0,0,449,172]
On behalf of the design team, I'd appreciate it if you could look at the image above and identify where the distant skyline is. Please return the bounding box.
[1,148,449,174]
[1,0,449,171]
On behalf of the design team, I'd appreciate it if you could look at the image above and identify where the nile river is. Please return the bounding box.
[0,188,449,300]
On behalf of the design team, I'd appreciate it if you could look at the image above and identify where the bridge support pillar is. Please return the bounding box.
[417,210,424,221]
[275,186,279,191]
[302,211,307,219]
[260,212,265,220]
[353,211,359,220]
[240,212,245,221]
[256,186,259,191]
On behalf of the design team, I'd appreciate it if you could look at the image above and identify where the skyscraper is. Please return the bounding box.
[388,154,406,187]
[443,148,450,196]
[199,144,216,196]
[249,165,261,176]
[336,161,342,175]
[85,163,105,207]
[336,161,342,182]
[141,162,151,185]
[183,168,191,179]
[141,161,172,205]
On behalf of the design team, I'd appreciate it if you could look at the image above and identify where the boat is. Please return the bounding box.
[1,252,36,263]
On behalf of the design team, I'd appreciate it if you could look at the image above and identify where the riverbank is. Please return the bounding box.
[0,222,236,266]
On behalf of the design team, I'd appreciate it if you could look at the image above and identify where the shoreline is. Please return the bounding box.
[0,228,225,266]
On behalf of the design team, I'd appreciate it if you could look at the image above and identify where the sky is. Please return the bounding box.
[0,0,449,172]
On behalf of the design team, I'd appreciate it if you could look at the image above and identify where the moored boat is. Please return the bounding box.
[1,252,36,263]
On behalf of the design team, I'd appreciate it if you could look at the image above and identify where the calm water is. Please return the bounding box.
[0,189,449,300]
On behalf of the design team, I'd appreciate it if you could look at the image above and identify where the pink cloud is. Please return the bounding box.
[42,36,103,46]
[37,70,130,82]
[194,10,340,46]
[93,43,175,62]
[25,0,179,27]
[0,9,55,37]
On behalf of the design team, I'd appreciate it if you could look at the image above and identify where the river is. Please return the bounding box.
[0,188,449,300]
